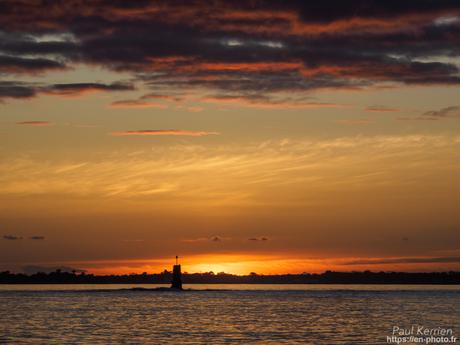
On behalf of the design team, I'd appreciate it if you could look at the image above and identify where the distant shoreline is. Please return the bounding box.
[1,270,459,285]
[0,282,460,286]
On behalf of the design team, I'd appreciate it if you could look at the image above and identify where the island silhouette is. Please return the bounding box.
[1,257,459,285]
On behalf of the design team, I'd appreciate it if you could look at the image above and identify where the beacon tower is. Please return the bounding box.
[171,255,183,290]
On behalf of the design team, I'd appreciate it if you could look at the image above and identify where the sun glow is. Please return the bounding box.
[58,253,460,276]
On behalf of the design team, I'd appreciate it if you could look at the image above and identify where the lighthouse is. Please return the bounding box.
[171,255,183,290]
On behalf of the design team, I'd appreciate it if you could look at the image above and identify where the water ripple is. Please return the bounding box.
[0,285,459,344]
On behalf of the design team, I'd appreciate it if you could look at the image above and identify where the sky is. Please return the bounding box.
[1,0,460,275]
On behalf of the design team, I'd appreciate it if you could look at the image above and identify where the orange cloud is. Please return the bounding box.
[186,61,302,73]
[111,129,220,137]
[110,100,167,109]
[212,7,452,36]
[290,15,427,35]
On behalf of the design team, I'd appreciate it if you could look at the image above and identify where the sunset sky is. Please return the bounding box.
[1,0,460,275]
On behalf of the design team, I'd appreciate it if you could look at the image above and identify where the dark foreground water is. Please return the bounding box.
[0,285,459,344]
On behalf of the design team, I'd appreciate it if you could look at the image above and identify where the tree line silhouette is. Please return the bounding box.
[0,270,459,284]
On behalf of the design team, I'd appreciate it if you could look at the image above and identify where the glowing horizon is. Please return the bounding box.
[13,252,460,276]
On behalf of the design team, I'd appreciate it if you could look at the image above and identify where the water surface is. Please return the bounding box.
[0,285,458,344]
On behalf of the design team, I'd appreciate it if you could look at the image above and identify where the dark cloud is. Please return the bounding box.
[3,234,45,240]
[3,235,22,240]
[43,82,135,96]
[399,106,460,120]
[0,55,66,73]
[182,235,226,243]
[0,31,78,56]
[202,93,341,109]
[1,1,458,32]
[292,0,460,23]
[0,81,36,99]
[0,31,75,73]
[29,236,45,240]
[0,1,459,98]
[248,237,269,241]
[142,70,368,97]
[16,121,52,126]
[422,106,460,119]
[0,81,134,101]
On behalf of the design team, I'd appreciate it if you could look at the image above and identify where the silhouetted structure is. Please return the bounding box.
[171,255,183,290]
[1,270,459,285]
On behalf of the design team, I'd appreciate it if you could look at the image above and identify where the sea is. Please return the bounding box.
[0,284,459,344]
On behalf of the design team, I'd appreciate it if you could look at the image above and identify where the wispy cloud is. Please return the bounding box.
[202,95,343,109]
[16,121,52,126]
[111,130,220,137]
[365,105,399,112]
[248,237,269,241]
[3,235,22,240]
[110,100,167,109]
[3,234,45,240]
[398,106,460,121]
[0,81,134,101]
[1,134,459,205]
[140,93,183,102]
[43,82,135,97]
[422,106,460,119]
[182,236,226,243]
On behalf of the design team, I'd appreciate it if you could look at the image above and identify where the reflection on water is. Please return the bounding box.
[0,285,459,344]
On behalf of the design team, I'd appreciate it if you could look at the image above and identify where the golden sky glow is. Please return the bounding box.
[1,1,460,274]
